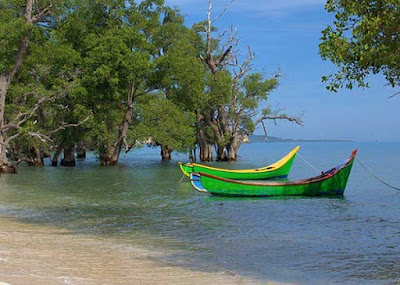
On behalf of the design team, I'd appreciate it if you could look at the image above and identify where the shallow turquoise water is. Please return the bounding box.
[0,142,399,284]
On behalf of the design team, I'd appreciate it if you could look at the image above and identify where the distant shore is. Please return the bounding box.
[0,216,291,285]
[249,135,353,143]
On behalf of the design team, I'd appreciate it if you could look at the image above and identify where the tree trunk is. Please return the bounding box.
[226,140,240,161]
[196,110,213,162]
[61,146,76,167]
[99,97,134,166]
[76,141,86,159]
[99,144,119,166]
[0,75,16,173]
[216,145,227,161]
[29,145,44,166]
[189,148,196,162]
[161,145,172,160]
[0,133,16,174]
[51,146,62,166]
[0,75,14,173]
[199,142,213,162]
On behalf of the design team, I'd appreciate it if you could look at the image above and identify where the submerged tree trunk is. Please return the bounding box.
[0,135,16,174]
[61,146,76,167]
[76,141,86,159]
[226,139,240,161]
[161,145,172,160]
[196,110,213,162]
[99,144,119,166]
[189,148,196,162]
[0,134,15,174]
[226,145,238,161]
[216,145,228,161]
[28,145,44,166]
[99,94,134,166]
[0,75,15,174]
[51,146,63,166]
[199,142,213,162]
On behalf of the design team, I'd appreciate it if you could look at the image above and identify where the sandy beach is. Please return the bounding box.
[0,216,289,285]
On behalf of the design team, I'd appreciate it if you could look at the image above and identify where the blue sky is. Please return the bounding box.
[166,0,400,142]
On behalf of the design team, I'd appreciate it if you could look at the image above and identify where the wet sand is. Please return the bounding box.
[0,216,290,285]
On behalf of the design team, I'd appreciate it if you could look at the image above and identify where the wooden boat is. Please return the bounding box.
[190,149,357,197]
[179,146,299,180]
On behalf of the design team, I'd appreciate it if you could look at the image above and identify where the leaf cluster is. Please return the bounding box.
[320,0,400,91]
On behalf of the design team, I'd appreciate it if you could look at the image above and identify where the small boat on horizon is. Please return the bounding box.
[179,146,299,180]
[190,149,357,197]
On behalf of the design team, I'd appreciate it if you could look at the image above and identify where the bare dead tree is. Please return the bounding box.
[199,0,234,74]
[195,0,237,161]
[209,45,302,161]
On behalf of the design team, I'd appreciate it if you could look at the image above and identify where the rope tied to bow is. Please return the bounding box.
[356,158,400,191]
[297,153,323,173]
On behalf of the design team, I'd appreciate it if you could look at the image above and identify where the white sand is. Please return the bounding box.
[0,216,293,285]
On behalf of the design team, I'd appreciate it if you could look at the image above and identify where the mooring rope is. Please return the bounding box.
[297,153,323,173]
[178,172,186,183]
[356,158,400,191]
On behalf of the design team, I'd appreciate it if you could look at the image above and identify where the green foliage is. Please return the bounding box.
[241,74,278,108]
[136,95,195,153]
[2,2,92,157]
[148,8,207,112]
[0,12,27,73]
[232,73,278,134]
[320,0,400,91]
[206,71,232,108]
[1,0,292,164]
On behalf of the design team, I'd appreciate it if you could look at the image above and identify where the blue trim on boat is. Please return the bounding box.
[190,173,208,193]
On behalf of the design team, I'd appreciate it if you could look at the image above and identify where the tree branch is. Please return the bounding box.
[11,116,91,144]
[388,91,400,99]
[216,45,232,66]
[261,120,268,141]
[211,0,234,23]
[4,133,21,145]
[203,0,233,73]
[32,4,53,24]
[2,96,55,132]
[48,116,90,137]
[27,131,51,142]
[254,111,303,131]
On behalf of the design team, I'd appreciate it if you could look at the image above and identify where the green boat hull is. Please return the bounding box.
[190,150,357,197]
[179,146,299,180]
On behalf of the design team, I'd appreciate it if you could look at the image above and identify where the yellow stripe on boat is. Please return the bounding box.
[178,162,193,177]
[189,146,299,174]
[178,146,299,180]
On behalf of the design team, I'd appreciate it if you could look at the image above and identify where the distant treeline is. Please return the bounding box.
[0,0,302,174]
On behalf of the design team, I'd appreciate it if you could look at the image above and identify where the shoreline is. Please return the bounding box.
[0,216,291,285]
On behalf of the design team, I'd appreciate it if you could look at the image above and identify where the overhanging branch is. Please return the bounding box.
[5,116,90,145]
[258,115,303,126]
[2,96,55,132]
[255,112,303,141]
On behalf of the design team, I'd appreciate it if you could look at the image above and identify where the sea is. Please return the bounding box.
[0,141,399,284]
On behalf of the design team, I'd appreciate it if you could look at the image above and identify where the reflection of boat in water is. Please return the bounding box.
[190,150,357,197]
[179,146,299,180]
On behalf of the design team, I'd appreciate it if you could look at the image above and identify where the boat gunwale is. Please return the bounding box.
[197,149,357,187]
